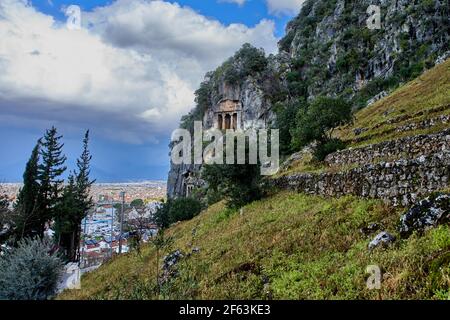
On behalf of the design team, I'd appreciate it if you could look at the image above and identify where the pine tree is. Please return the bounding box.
[36,127,67,237]
[14,142,41,239]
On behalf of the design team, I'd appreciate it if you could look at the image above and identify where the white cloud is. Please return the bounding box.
[218,0,247,6]
[0,0,277,144]
[266,0,305,16]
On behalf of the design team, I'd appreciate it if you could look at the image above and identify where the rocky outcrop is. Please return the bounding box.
[399,193,450,237]
[167,47,279,198]
[280,0,449,102]
[160,250,184,284]
[167,0,450,198]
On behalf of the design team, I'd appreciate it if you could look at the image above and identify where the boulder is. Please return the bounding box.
[368,232,396,250]
[399,193,450,237]
[161,250,184,284]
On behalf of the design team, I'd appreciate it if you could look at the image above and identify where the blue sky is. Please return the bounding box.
[0,0,301,182]
[33,0,294,37]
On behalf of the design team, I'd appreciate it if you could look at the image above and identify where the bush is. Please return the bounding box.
[130,199,144,208]
[314,139,347,161]
[154,198,203,229]
[291,96,352,158]
[0,237,64,300]
[274,99,307,155]
[202,142,263,210]
[168,198,203,223]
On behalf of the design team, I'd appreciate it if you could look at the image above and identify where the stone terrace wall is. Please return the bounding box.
[273,151,449,207]
[326,129,450,167]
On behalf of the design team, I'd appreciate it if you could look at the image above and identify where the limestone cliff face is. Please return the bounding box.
[279,0,449,104]
[167,47,280,198]
[202,78,276,131]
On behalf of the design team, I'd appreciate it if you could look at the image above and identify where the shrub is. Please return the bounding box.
[0,237,64,300]
[202,146,263,210]
[130,199,144,208]
[168,198,203,223]
[291,96,352,161]
[154,198,203,229]
[314,139,347,161]
[274,99,307,155]
[291,96,352,151]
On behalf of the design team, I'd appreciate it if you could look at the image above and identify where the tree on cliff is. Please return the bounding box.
[202,137,263,209]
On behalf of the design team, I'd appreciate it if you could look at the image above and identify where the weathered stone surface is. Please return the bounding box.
[161,250,184,284]
[325,129,450,168]
[168,68,277,198]
[399,193,450,237]
[368,232,396,250]
[272,150,450,207]
[283,0,449,100]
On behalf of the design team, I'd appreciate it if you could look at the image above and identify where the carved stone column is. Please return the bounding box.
[237,111,242,130]
[222,113,226,130]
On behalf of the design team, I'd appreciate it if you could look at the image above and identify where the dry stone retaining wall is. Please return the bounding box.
[273,151,449,207]
[326,129,450,167]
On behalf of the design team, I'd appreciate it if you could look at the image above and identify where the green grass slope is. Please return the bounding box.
[60,191,450,300]
[338,58,450,147]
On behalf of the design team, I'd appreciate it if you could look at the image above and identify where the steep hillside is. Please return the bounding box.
[338,58,450,147]
[59,1,450,301]
[278,58,450,177]
[167,45,281,198]
[59,191,449,300]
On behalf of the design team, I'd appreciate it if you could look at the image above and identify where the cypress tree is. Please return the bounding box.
[54,173,78,259]
[75,130,95,217]
[36,127,67,237]
[72,130,95,261]
[14,141,41,239]
[55,130,95,261]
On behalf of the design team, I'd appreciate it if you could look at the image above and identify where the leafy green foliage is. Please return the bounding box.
[130,199,144,208]
[0,237,64,300]
[202,156,262,210]
[12,142,41,240]
[273,99,306,155]
[314,138,347,161]
[168,198,203,224]
[291,96,352,160]
[154,198,203,229]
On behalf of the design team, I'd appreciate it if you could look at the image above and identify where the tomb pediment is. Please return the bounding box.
[218,99,241,113]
